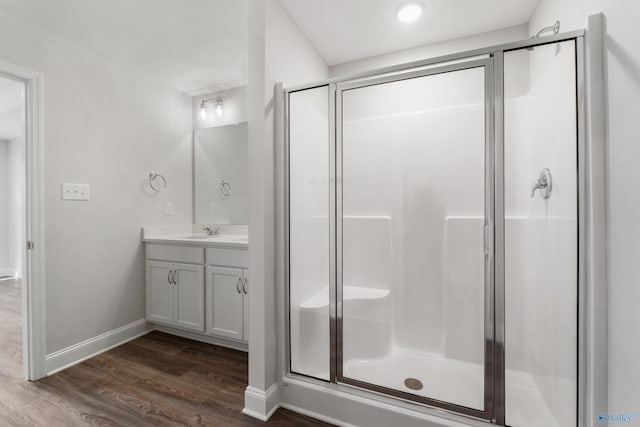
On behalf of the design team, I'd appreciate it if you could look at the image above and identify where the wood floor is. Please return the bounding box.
[0,278,332,426]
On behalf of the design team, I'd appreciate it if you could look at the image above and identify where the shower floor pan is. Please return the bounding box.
[344,348,571,427]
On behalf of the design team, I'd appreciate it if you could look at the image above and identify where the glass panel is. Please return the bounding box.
[504,41,578,427]
[340,67,487,410]
[289,86,330,380]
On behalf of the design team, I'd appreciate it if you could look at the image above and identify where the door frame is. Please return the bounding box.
[0,60,46,380]
[334,58,496,421]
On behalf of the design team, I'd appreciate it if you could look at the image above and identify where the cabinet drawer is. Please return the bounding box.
[146,244,204,264]
[206,247,248,268]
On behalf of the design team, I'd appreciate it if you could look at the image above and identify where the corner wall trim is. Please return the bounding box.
[45,319,153,375]
[584,12,608,426]
[243,384,280,421]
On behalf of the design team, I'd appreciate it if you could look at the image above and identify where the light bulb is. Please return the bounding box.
[199,102,207,120]
[397,1,423,23]
[215,99,224,118]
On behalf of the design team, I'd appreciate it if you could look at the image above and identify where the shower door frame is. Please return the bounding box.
[334,58,496,421]
[283,30,588,426]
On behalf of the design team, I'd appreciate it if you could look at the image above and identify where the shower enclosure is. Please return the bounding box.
[285,31,585,427]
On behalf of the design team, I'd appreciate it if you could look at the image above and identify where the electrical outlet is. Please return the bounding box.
[164,202,174,216]
[61,183,90,201]
[209,202,217,214]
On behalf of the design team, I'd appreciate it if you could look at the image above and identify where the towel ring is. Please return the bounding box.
[219,180,232,198]
[149,171,167,192]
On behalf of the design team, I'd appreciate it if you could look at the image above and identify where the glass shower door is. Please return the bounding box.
[336,60,494,417]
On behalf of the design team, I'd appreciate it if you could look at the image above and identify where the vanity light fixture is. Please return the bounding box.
[397,1,424,23]
[198,97,224,120]
[214,98,224,117]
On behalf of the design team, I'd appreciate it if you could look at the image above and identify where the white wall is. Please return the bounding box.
[330,25,528,78]
[0,140,9,275]
[246,0,328,418]
[0,9,192,354]
[530,0,640,416]
[192,86,248,130]
[7,137,23,278]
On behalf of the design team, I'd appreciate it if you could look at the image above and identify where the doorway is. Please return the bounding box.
[0,60,45,381]
[0,73,27,382]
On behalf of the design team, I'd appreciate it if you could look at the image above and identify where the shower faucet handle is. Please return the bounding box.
[531,168,553,199]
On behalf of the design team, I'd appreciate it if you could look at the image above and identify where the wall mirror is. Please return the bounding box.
[193,122,248,225]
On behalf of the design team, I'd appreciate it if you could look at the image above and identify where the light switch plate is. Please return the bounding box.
[61,183,90,201]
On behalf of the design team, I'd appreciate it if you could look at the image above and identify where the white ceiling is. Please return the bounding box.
[0,76,24,141]
[0,0,248,94]
[280,0,540,66]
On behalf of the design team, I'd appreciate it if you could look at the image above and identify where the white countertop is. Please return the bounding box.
[142,224,248,248]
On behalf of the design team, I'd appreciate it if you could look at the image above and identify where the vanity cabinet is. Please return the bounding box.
[205,267,249,340]
[144,238,250,348]
[145,245,205,332]
[205,247,249,341]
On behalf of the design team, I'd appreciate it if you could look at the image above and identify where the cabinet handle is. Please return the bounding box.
[236,277,242,294]
[243,277,248,294]
[168,270,172,285]
[172,270,177,285]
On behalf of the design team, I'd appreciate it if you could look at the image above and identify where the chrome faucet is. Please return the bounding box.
[203,226,221,236]
[531,168,553,199]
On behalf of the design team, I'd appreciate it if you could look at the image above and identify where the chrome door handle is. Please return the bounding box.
[172,270,177,285]
[168,270,172,285]
[243,277,248,294]
[483,224,493,255]
[236,277,242,294]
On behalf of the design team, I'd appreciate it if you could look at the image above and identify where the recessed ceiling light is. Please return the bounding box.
[397,1,424,23]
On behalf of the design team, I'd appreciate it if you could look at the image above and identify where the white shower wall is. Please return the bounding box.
[0,140,9,276]
[341,66,486,358]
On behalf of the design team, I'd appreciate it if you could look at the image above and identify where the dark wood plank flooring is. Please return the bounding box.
[0,278,332,426]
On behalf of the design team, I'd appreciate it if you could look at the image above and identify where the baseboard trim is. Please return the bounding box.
[154,325,248,352]
[45,319,153,375]
[243,383,280,421]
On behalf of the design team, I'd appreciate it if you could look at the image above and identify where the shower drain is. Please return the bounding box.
[404,377,424,391]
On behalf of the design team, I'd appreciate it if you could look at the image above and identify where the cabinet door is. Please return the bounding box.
[174,263,205,332]
[146,260,173,325]
[206,266,244,340]
[242,269,249,341]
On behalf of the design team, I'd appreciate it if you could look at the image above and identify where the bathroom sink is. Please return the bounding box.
[177,234,212,240]
[167,234,249,244]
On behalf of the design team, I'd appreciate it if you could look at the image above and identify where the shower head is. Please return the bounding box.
[526,21,560,50]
